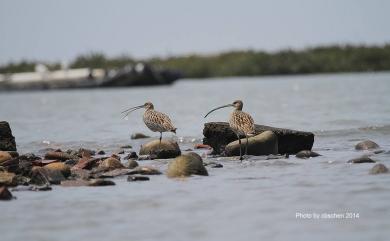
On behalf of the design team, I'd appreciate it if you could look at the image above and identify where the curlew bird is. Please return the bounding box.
[122,102,177,147]
[204,100,255,160]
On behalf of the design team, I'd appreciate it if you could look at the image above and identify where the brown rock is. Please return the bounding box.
[194,144,212,149]
[0,151,12,163]
[98,169,132,178]
[131,133,150,139]
[139,140,181,159]
[72,157,101,170]
[30,166,65,185]
[44,162,71,177]
[98,157,124,171]
[0,172,17,186]
[44,151,78,161]
[70,168,91,180]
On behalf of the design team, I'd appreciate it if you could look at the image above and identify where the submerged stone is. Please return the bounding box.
[0,186,14,200]
[167,152,208,178]
[369,163,389,174]
[355,140,380,150]
[131,133,150,139]
[295,150,321,159]
[127,176,150,182]
[348,156,376,164]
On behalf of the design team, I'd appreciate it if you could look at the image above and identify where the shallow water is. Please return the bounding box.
[1,72,390,241]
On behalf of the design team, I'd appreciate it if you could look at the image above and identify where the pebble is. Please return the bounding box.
[129,166,162,175]
[369,163,389,174]
[0,186,14,200]
[295,150,321,159]
[130,133,150,139]
[127,176,150,182]
[348,156,376,164]
[88,179,116,186]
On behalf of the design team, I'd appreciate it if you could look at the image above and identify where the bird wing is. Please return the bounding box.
[237,111,255,135]
[155,111,176,131]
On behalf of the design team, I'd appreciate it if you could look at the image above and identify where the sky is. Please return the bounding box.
[0,0,389,64]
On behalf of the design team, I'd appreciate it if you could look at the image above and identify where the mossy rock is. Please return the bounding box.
[167,152,208,178]
[139,140,181,159]
[224,130,278,156]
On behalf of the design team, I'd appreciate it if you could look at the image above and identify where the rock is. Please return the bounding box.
[127,176,150,182]
[70,169,91,180]
[295,150,321,159]
[139,140,181,159]
[0,172,17,186]
[194,144,212,149]
[125,159,139,169]
[124,152,138,160]
[205,162,223,168]
[32,159,59,166]
[0,186,14,200]
[348,156,376,164]
[167,152,208,178]
[0,151,12,163]
[131,133,150,139]
[88,179,115,186]
[224,131,278,157]
[65,159,78,166]
[15,175,30,185]
[72,157,101,170]
[98,157,124,171]
[137,155,153,161]
[97,169,132,178]
[97,150,106,155]
[29,185,52,191]
[369,163,389,174]
[61,180,90,187]
[120,145,133,149]
[7,151,19,158]
[0,157,19,173]
[30,167,65,185]
[45,151,78,161]
[115,149,125,155]
[355,140,380,150]
[78,148,95,156]
[129,166,162,175]
[0,121,16,151]
[44,162,71,178]
[203,122,314,155]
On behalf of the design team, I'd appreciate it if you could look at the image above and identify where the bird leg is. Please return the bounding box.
[237,134,243,161]
[159,132,162,151]
[244,134,249,158]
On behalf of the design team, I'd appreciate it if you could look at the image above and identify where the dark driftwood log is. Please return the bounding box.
[203,122,314,155]
[0,121,16,151]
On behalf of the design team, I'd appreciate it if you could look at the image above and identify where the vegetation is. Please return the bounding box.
[1,45,390,78]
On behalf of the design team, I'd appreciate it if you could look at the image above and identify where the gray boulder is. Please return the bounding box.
[355,140,379,150]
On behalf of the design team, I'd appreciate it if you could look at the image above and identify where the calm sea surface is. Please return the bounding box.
[1,72,390,241]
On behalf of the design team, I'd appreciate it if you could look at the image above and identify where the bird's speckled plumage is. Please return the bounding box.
[143,109,176,133]
[229,110,255,136]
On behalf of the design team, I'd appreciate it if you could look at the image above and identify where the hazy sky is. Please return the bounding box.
[0,0,389,64]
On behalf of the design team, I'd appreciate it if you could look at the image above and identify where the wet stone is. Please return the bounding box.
[125,159,139,169]
[29,184,52,191]
[0,186,14,200]
[88,179,116,186]
[355,140,380,150]
[129,166,162,175]
[369,163,389,175]
[0,172,17,186]
[295,150,321,159]
[124,152,138,160]
[97,150,106,155]
[65,159,78,166]
[120,145,133,149]
[30,167,65,185]
[167,153,208,178]
[45,151,78,161]
[61,180,90,187]
[44,162,71,178]
[131,133,150,139]
[127,175,150,182]
[348,156,376,164]
[71,168,91,180]
[97,169,132,178]
[0,151,12,163]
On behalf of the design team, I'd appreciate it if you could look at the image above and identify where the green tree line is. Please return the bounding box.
[1,45,390,78]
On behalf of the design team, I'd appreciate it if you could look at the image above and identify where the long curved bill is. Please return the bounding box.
[204,104,233,118]
[121,104,145,119]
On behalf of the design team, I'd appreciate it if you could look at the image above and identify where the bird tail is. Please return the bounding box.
[171,128,177,134]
